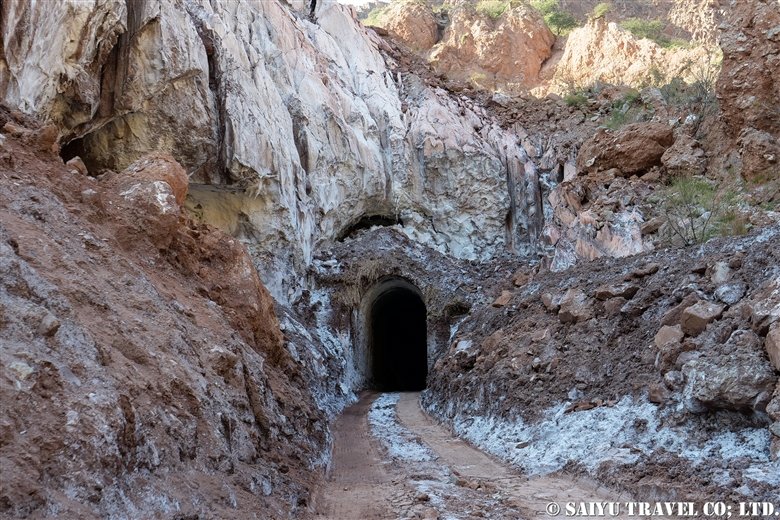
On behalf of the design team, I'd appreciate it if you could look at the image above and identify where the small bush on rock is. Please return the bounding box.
[658,176,739,246]
[476,0,509,19]
[591,2,610,19]
[531,0,578,35]
[363,6,389,26]
[564,92,588,108]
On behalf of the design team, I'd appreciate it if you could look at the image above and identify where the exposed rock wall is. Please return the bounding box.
[716,0,780,181]
[428,2,555,92]
[0,0,546,302]
[548,19,711,94]
[0,114,342,518]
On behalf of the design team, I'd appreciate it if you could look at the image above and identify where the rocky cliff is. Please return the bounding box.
[716,0,780,183]
[364,0,719,95]
[0,109,342,518]
[0,0,550,305]
[2,0,780,517]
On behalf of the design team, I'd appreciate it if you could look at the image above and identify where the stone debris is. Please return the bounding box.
[680,301,724,336]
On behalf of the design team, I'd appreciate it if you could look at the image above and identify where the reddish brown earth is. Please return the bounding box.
[0,108,326,519]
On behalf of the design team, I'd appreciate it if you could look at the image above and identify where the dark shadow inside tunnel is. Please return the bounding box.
[368,282,427,391]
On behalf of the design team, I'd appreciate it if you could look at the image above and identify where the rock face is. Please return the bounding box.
[576,123,674,177]
[549,19,710,93]
[766,325,780,371]
[544,172,654,271]
[428,1,555,91]
[368,0,439,51]
[716,0,780,181]
[682,330,776,412]
[0,0,548,302]
[0,119,337,518]
[661,134,707,177]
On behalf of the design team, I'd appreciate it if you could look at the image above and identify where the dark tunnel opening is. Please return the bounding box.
[369,284,427,391]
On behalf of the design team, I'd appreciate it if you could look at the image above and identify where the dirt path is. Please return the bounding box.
[313,392,639,520]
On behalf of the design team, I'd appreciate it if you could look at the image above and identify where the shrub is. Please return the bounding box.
[476,0,509,19]
[658,176,737,246]
[363,6,389,26]
[620,18,676,47]
[622,88,641,105]
[657,50,721,134]
[564,92,588,108]
[604,109,629,130]
[531,0,578,35]
[591,2,610,19]
[718,210,750,237]
[545,10,577,35]
[432,3,450,15]
[469,71,489,86]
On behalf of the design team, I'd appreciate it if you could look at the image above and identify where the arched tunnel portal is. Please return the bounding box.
[363,278,427,391]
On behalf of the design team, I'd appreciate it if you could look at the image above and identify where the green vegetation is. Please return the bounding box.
[591,2,610,19]
[363,5,389,26]
[658,176,740,246]
[476,0,509,19]
[621,18,665,42]
[530,0,578,35]
[718,209,750,237]
[604,109,628,130]
[469,71,489,86]
[602,89,642,130]
[432,3,450,15]
[620,17,690,48]
[621,88,641,105]
[564,92,588,108]
[656,50,721,134]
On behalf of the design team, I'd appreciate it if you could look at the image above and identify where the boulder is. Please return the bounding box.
[594,283,639,301]
[661,134,706,177]
[660,293,699,327]
[101,154,189,249]
[558,288,593,324]
[65,156,89,176]
[709,261,732,284]
[655,325,683,349]
[738,128,780,182]
[682,330,777,412]
[714,282,746,305]
[541,292,562,312]
[747,279,780,334]
[648,383,670,404]
[576,123,674,176]
[492,290,513,308]
[767,386,780,422]
[680,301,724,337]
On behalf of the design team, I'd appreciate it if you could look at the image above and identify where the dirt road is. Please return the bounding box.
[313,392,638,520]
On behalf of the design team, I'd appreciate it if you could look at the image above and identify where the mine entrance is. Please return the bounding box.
[368,280,427,391]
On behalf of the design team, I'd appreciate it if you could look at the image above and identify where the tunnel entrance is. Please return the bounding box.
[367,279,427,391]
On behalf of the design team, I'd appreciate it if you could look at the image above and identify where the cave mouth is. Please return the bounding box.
[368,281,427,392]
[337,214,403,242]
